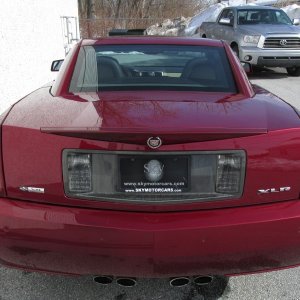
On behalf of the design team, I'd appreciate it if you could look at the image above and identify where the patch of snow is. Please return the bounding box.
[252,0,278,5]
[229,0,246,6]
[184,3,228,36]
[146,17,191,36]
[282,4,300,20]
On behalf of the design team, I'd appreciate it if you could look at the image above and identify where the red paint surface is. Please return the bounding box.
[1,37,300,276]
[1,197,300,277]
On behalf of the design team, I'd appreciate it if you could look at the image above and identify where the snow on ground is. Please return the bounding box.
[146,3,228,36]
[184,3,228,36]
[146,17,191,36]
[282,4,300,20]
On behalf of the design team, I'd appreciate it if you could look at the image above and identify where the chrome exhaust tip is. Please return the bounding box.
[93,275,113,285]
[169,276,190,287]
[193,275,214,286]
[116,277,137,287]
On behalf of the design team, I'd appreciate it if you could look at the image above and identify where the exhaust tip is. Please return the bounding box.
[194,275,214,286]
[93,275,113,285]
[169,277,190,287]
[116,277,137,287]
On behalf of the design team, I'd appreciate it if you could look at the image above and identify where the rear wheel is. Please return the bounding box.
[286,66,300,77]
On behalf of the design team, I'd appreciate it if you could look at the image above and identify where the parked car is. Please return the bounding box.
[1,37,300,285]
[199,6,300,76]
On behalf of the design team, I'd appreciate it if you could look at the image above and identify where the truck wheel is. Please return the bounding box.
[231,45,239,59]
[286,67,300,77]
[252,66,264,73]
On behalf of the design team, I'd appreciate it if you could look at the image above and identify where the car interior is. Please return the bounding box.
[96,55,225,89]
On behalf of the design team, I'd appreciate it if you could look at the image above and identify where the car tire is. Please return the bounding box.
[286,66,300,77]
[252,66,264,73]
[231,45,239,59]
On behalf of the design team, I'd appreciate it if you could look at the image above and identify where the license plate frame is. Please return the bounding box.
[118,155,190,193]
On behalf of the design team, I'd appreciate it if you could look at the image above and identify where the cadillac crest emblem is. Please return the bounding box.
[147,137,162,149]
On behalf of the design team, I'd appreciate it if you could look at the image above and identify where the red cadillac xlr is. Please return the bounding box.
[1,37,300,283]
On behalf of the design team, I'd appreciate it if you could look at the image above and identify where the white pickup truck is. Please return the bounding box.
[199,6,300,76]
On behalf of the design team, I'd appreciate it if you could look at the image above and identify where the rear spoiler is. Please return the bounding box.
[108,29,146,36]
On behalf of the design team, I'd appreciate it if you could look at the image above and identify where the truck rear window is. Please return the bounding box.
[69,44,237,93]
[237,9,292,25]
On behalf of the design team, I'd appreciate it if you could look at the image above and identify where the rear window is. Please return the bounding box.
[69,44,237,93]
[237,9,292,25]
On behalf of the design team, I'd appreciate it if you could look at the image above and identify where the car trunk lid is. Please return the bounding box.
[41,91,268,144]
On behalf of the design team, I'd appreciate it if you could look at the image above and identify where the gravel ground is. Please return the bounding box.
[224,268,300,300]
[0,67,300,300]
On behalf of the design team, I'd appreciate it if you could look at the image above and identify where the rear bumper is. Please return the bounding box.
[1,197,300,277]
[239,46,300,67]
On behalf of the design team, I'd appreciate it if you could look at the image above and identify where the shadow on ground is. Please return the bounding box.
[92,275,229,300]
[247,67,288,80]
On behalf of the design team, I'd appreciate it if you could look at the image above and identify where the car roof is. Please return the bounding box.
[81,36,223,47]
[232,5,281,10]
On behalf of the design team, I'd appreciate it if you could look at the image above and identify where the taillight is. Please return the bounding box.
[67,153,92,193]
[216,154,244,194]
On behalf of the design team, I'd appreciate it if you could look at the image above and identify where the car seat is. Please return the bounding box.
[97,56,124,83]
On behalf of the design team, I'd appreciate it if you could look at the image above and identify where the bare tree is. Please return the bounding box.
[79,0,213,37]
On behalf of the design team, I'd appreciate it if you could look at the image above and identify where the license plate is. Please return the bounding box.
[119,155,189,193]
